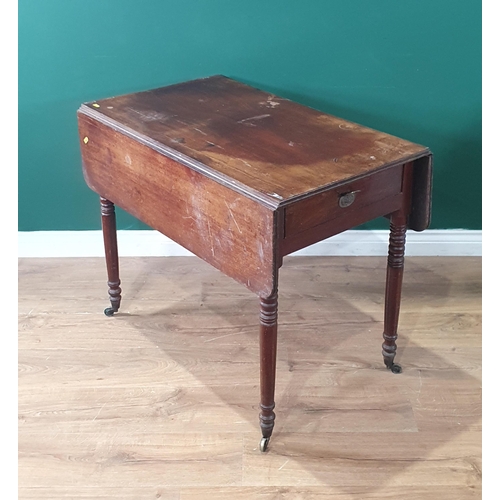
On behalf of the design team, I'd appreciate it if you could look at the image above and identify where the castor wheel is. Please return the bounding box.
[389,363,402,374]
[104,307,116,317]
[259,437,270,453]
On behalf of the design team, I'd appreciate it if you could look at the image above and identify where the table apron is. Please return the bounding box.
[280,193,404,257]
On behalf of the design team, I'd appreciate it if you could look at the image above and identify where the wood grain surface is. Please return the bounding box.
[79,76,430,204]
[18,256,481,499]
[79,113,277,296]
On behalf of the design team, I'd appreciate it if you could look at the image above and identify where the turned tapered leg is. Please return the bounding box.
[259,292,278,452]
[382,214,407,373]
[100,197,121,316]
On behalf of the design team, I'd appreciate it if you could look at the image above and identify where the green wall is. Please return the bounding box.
[19,0,481,231]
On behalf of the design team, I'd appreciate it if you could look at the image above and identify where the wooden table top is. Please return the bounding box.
[80,76,430,206]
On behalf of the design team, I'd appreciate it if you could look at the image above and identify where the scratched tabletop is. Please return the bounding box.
[84,75,428,203]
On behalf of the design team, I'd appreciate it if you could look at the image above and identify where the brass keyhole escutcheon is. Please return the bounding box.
[338,190,359,208]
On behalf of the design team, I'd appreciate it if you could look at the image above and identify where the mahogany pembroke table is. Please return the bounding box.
[77,76,432,452]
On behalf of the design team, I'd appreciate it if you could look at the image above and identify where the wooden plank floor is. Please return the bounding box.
[18,256,482,499]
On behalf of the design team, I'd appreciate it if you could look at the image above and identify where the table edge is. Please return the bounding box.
[78,104,431,209]
[78,105,281,210]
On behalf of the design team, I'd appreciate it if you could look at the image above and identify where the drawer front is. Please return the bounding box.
[284,164,404,238]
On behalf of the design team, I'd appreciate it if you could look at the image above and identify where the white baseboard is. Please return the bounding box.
[18,229,481,258]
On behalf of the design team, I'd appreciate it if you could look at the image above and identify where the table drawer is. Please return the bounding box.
[284,164,404,238]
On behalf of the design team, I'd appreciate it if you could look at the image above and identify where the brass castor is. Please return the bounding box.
[259,437,270,452]
[389,363,402,374]
[104,307,116,317]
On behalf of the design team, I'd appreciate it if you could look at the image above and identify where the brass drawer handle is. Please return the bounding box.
[338,190,360,208]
